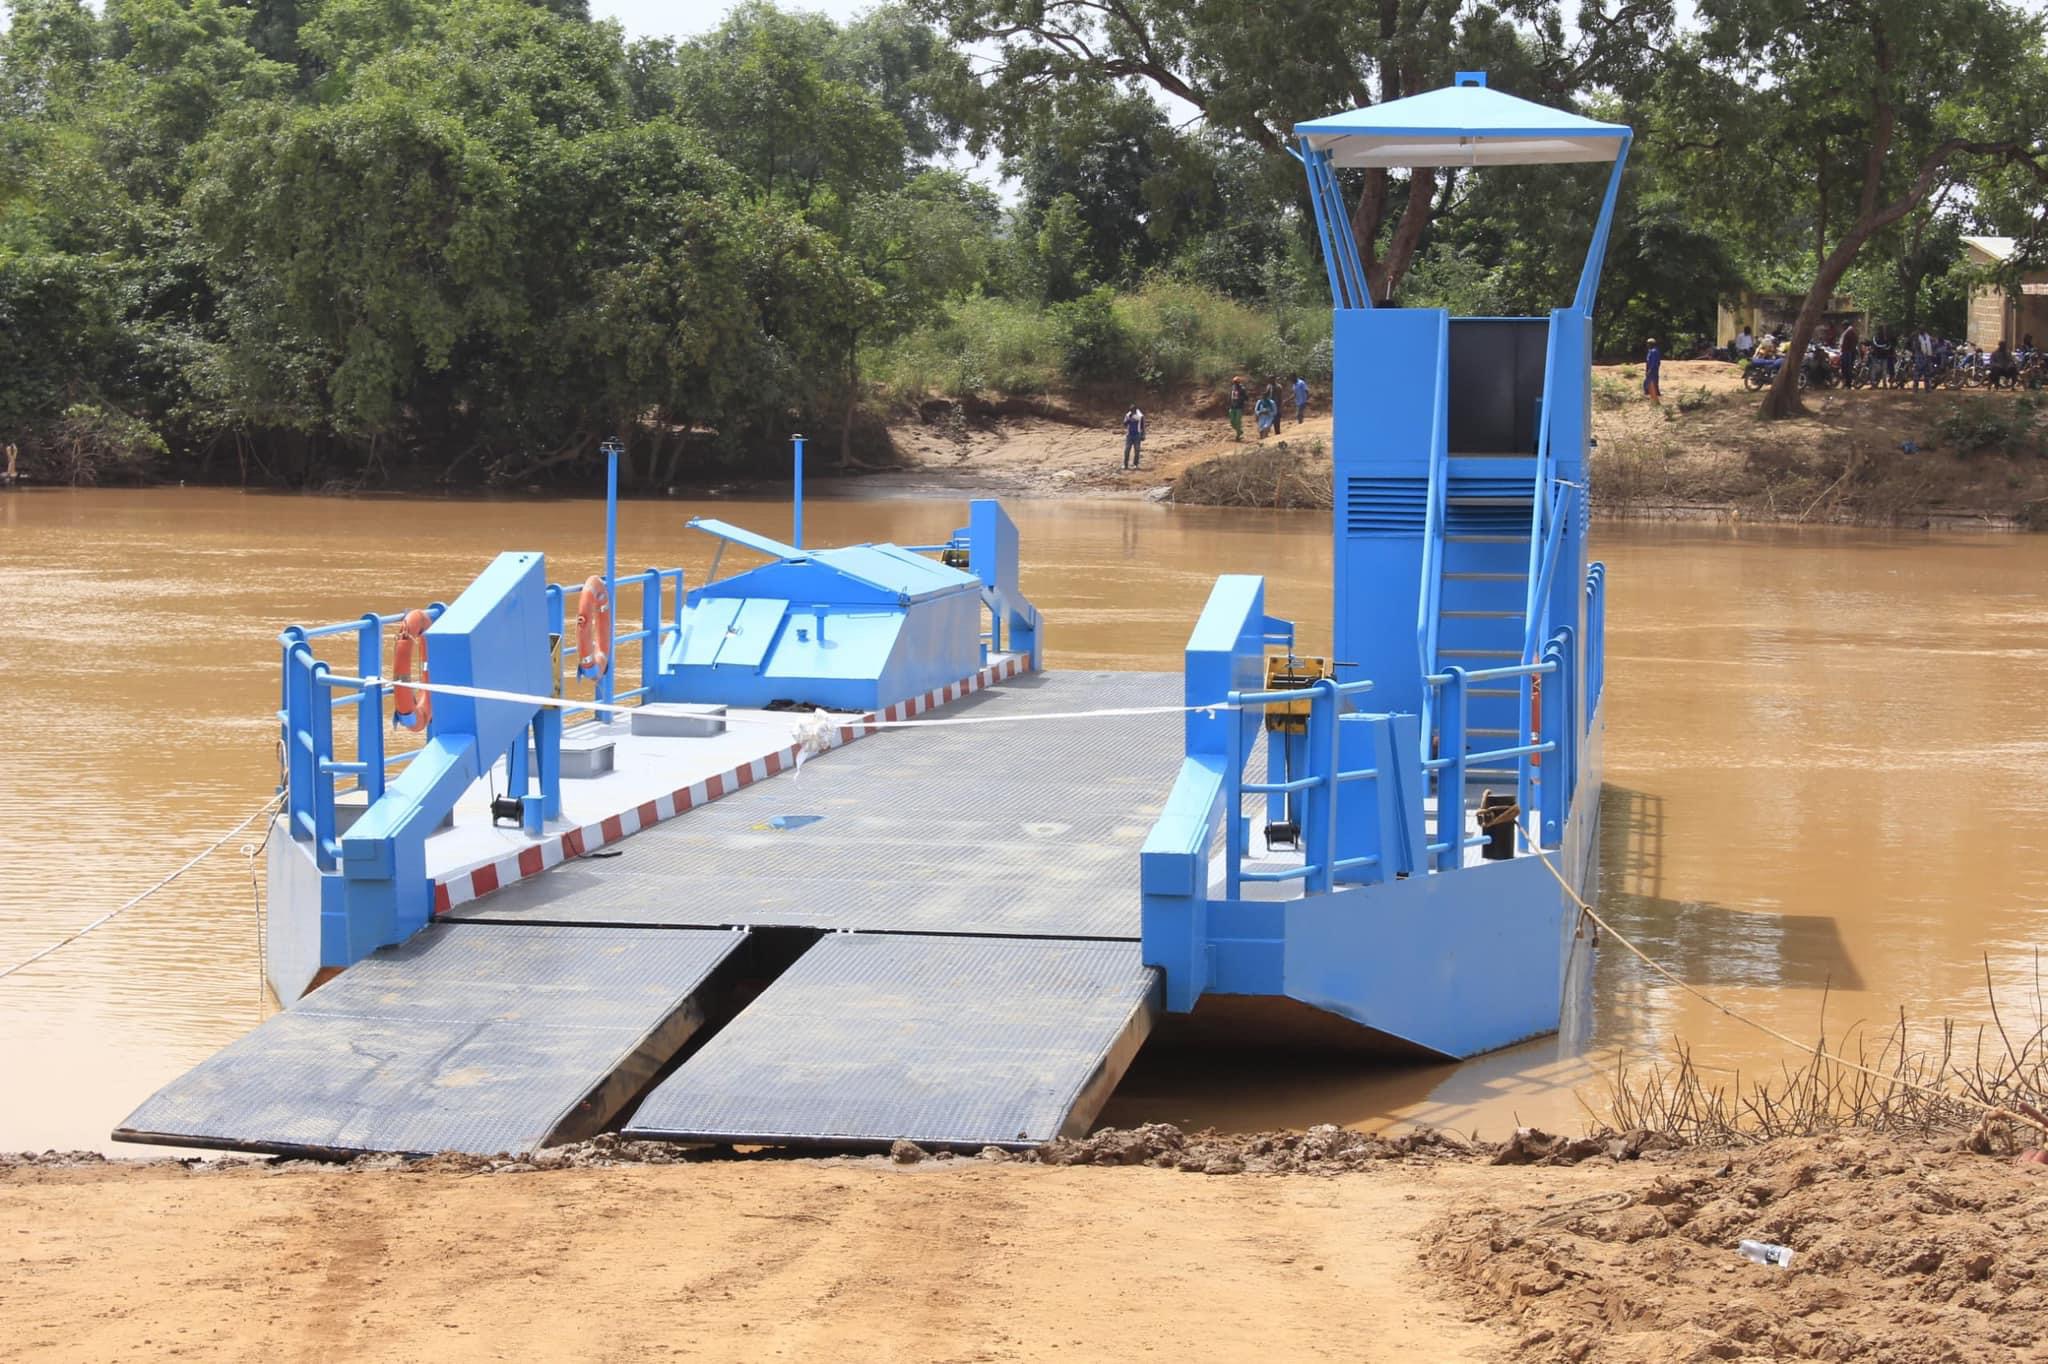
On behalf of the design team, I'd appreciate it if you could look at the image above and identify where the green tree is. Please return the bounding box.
[1681,0,2048,416]
[918,0,1670,302]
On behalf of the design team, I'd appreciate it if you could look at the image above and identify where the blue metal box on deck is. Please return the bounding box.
[653,519,986,713]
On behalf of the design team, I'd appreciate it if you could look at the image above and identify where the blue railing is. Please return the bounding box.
[1422,654,1561,871]
[278,567,686,869]
[1585,562,1606,713]
[540,568,687,715]
[1216,677,1379,898]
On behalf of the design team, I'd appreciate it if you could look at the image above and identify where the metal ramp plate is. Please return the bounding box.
[624,934,1160,1150]
[115,923,745,1157]
[447,670,1184,940]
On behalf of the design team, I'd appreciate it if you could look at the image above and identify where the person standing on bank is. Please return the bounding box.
[1228,376,1247,442]
[1643,337,1662,402]
[1262,377,1284,433]
[2,442,17,486]
[1121,403,1146,470]
[1292,375,1309,424]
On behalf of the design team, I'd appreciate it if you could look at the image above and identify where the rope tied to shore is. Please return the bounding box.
[0,791,286,983]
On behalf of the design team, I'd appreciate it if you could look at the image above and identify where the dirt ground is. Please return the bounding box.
[8,1131,2047,1364]
[875,389,1335,500]
[871,364,2048,526]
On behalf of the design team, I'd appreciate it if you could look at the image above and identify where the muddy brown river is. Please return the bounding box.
[5,487,2047,1152]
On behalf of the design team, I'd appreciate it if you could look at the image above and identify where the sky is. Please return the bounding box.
[590,0,870,41]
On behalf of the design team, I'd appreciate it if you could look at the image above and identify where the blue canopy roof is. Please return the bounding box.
[1295,78,1628,169]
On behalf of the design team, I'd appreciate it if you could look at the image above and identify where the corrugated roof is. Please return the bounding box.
[1295,81,1628,168]
[1962,236,2018,262]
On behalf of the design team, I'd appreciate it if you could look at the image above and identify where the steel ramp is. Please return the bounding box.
[115,923,746,1157]
[624,934,1160,1151]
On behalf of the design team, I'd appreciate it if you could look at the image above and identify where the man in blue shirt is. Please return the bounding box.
[1292,375,1309,423]
[1122,404,1146,469]
[1643,338,1662,402]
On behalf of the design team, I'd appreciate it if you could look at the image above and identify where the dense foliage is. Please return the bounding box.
[2,0,2044,484]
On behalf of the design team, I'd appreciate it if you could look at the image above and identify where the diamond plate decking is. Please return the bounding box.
[624,933,1161,1150]
[448,670,1183,940]
[114,923,746,1157]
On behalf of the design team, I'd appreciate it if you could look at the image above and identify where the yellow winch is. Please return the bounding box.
[1262,654,1327,733]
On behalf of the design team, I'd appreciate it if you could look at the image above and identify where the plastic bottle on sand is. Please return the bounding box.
[1738,1239,1794,1268]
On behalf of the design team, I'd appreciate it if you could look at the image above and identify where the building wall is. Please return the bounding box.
[1716,291,1864,345]
[1967,285,2008,348]
[1961,243,2048,348]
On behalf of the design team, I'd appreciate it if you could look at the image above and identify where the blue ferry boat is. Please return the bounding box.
[118,74,1622,1157]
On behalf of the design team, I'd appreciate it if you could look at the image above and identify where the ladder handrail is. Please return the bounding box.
[1415,312,1452,725]
[1522,484,1570,666]
[1521,318,1566,641]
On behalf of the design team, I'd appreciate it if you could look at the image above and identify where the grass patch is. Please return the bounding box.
[1592,374,1634,409]
[871,280,1334,403]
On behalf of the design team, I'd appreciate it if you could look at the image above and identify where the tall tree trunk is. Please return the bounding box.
[1762,228,1876,418]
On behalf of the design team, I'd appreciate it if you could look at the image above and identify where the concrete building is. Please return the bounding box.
[1962,236,2048,348]
[1716,290,1864,346]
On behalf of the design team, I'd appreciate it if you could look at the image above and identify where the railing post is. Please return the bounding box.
[1224,689,1245,901]
[355,613,385,803]
[1544,631,1576,846]
[642,566,661,700]
[282,632,313,837]
[309,658,336,871]
[599,439,619,712]
[1438,668,1467,871]
[1303,679,1338,894]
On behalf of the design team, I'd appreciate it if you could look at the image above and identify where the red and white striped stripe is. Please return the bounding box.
[431,653,1031,916]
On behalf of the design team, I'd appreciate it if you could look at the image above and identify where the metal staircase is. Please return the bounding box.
[1437,474,1534,785]
[1419,319,1567,815]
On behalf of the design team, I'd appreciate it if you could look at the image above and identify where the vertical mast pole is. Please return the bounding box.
[602,437,619,710]
[792,433,806,550]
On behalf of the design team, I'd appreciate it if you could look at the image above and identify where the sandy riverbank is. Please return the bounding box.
[865,363,2048,528]
[8,1128,2045,1363]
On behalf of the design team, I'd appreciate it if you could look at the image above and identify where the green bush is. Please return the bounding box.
[1052,287,1134,381]
[51,402,169,485]
[868,296,1061,400]
[1593,374,1634,408]
[872,280,1334,399]
[1932,398,2044,457]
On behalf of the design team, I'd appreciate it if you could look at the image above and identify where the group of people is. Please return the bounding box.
[1731,322,2040,390]
[1227,375,1311,442]
[1116,373,1314,471]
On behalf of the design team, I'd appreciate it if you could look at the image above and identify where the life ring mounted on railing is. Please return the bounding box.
[576,576,611,679]
[392,608,432,732]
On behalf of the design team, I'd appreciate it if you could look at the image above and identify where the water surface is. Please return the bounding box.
[3,488,2044,1149]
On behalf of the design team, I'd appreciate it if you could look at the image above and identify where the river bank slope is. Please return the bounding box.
[869,363,2048,528]
[7,1130,2044,1364]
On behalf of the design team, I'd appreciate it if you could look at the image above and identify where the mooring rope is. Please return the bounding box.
[1512,817,2044,1132]
[321,671,1238,733]
[0,791,286,983]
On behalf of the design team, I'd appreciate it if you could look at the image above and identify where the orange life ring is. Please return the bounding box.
[576,576,611,678]
[392,608,432,732]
